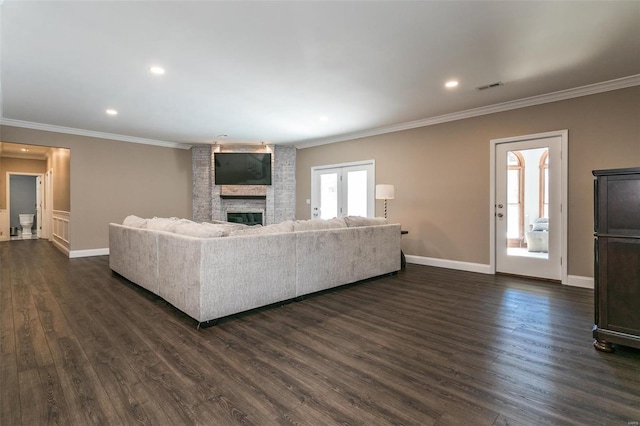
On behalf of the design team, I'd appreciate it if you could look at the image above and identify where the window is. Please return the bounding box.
[507,151,525,246]
[539,150,549,218]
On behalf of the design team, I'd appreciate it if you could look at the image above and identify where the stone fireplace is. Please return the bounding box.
[192,144,295,225]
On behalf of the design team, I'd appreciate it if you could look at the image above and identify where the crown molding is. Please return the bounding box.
[294,74,640,149]
[0,118,193,150]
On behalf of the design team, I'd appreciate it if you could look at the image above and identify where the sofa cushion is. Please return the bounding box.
[122,215,148,228]
[293,218,347,232]
[343,216,388,227]
[229,220,295,236]
[146,217,192,232]
[174,222,229,238]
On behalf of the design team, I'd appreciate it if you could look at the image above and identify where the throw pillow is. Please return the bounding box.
[122,215,148,228]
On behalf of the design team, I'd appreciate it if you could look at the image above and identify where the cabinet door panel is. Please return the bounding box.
[601,176,640,236]
[599,237,640,335]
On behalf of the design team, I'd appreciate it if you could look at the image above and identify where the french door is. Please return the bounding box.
[311,160,375,219]
[492,132,567,282]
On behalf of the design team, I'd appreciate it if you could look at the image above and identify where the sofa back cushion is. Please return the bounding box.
[174,222,230,238]
[293,218,347,232]
[146,217,193,232]
[343,216,388,227]
[229,220,295,236]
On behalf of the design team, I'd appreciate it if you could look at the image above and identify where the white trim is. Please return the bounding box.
[567,275,594,289]
[69,248,109,258]
[52,210,70,255]
[489,130,569,284]
[311,159,376,171]
[52,238,70,257]
[406,254,593,288]
[294,74,640,149]
[310,159,376,219]
[405,255,492,275]
[0,118,192,150]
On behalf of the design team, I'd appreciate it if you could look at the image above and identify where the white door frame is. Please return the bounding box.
[43,169,54,241]
[311,159,376,219]
[5,171,47,239]
[489,130,568,284]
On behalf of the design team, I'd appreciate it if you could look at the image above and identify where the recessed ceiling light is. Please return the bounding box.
[150,66,165,75]
[106,109,118,116]
[21,148,29,152]
[445,80,459,88]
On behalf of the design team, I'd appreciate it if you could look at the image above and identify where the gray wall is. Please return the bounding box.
[9,175,37,230]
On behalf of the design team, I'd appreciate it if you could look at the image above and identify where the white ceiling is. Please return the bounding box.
[1,1,639,149]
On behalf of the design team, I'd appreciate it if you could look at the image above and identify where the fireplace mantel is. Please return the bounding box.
[219,185,267,198]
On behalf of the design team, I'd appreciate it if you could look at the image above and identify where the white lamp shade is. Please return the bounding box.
[375,184,395,200]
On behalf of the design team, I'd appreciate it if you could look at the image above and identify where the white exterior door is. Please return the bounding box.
[494,135,564,281]
[311,161,375,219]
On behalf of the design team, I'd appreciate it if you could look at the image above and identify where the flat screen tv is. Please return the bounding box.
[214,152,272,185]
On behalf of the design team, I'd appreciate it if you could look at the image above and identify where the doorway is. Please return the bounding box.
[490,130,568,283]
[7,172,45,239]
[311,160,375,219]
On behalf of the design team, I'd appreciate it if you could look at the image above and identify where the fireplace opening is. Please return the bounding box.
[227,212,263,226]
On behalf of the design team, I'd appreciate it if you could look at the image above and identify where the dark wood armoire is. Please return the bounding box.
[592,167,640,352]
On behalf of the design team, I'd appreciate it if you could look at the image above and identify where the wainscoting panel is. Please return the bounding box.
[52,210,70,255]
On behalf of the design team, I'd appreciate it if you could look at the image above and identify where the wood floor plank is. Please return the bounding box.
[1,239,640,425]
[0,244,21,426]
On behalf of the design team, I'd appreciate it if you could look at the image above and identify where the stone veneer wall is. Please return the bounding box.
[192,144,296,225]
[192,145,213,222]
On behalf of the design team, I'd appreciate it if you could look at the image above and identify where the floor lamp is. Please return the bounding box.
[375,184,395,219]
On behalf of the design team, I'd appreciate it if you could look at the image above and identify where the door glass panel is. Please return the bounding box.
[347,170,367,217]
[506,148,549,259]
[507,168,521,239]
[320,173,338,219]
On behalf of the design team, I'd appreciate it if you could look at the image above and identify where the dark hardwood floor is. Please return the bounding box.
[1,239,639,425]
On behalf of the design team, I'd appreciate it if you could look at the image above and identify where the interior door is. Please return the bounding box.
[495,136,562,280]
[311,161,375,219]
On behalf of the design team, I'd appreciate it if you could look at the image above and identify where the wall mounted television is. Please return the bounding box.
[214,152,272,185]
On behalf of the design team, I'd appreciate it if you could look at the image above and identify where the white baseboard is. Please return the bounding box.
[52,239,70,256]
[405,255,492,274]
[566,275,594,289]
[69,248,109,258]
[406,254,594,289]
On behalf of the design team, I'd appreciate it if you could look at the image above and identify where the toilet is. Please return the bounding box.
[19,214,34,237]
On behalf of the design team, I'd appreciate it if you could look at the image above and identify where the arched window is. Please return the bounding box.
[539,150,549,218]
[507,151,525,246]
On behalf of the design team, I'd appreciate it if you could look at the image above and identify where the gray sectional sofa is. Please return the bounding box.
[109,216,401,326]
